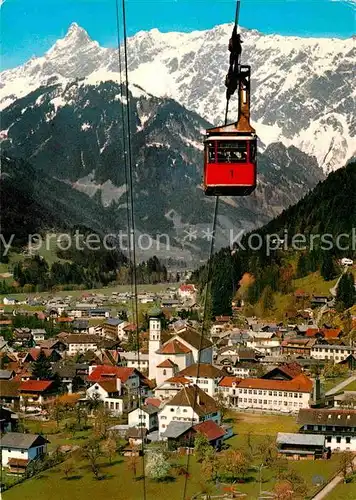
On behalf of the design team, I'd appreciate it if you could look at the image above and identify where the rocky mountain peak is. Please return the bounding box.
[1,23,354,172]
[46,22,98,57]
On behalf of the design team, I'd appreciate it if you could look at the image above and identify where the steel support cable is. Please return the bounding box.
[182,2,241,498]
[119,0,147,497]
[181,196,219,500]
[114,0,135,324]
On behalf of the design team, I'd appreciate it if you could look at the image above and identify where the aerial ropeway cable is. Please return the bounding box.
[183,0,257,496]
[114,0,257,497]
[115,0,147,498]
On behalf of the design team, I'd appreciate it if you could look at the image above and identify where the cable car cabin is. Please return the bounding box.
[203,133,257,196]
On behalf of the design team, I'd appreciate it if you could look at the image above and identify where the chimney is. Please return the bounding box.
[310,377,323,408]
[116,377,121,393]
[313,377,321,402]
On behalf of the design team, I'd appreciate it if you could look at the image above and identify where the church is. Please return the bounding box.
[148,307,213,387]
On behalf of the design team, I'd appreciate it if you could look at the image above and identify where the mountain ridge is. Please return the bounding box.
[1,23,355,173]
[0,79,324,263]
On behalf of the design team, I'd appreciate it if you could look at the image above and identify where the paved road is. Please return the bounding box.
[325,375,356,396]
[315,266,348,325]
[311,456,356,500]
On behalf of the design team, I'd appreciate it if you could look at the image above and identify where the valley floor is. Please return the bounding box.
[3,412,344,500]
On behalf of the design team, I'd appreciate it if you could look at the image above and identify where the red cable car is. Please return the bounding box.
[203,65,257,196]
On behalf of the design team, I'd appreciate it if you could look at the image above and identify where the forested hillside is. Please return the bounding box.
[193,161,356,318]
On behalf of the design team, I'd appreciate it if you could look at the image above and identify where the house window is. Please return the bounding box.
[326,436,331,443]
[336,437,341,443]
[346,437,351,444]
[163,369,166,376]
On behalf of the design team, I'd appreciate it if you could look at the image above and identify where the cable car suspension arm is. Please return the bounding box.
[224,0,242,125]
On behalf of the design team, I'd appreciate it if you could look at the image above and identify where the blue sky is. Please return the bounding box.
[1,0,355,70]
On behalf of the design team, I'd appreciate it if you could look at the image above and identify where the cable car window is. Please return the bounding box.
[207,141,216,162]
[217,141,247,163]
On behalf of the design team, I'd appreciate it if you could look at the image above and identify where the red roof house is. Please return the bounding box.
[193,420,226,445]
[18,380,55,410]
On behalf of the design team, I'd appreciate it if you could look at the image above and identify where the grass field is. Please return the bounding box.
[0,283,172,302]
[3,412,343,500]
[325,479,356,499]
[343,380,356,392]
[227,411,299,436]
[293,272,338,296]
[322,376,352,394]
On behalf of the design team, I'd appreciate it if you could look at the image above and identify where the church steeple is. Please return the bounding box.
[148,307,162,380]
[149,307,162,343]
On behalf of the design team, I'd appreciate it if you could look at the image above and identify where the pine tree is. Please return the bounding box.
[261,285,275,313]
[296,253,308,278]
[32,350,52,380]
[336,272,355,310]
[320,253,337,281]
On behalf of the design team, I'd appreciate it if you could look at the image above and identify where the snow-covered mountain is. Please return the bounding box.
[1,22,355,172]
[0,78,324,263]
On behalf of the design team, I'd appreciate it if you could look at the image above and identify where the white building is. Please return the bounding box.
[0,433,49,468]
[341,258,354,266]
[65,334,102,354]
[298,408,356,451]
[218,376,242,404]
[158,385,220,438]
[120,351,149,372]
[103,318,127,340]
[148,308,213,383]
[88,325,104,336]
[86,379,124,415]
[31,329,46,342]
[149,309,163,381]
[154,376,190,401]
[311,344,356,362]
[156,359,179,387]
[128,404,159,431]
[177,363,225,397]
[218,374,313,413]
[210,324,226,336]
[246,333,281,356]
[3,297,17,305]
[177,284,196,300]
[86,365,150,406]
[333,391,356,408]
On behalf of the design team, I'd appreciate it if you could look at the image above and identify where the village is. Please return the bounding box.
[0,281,356,499]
